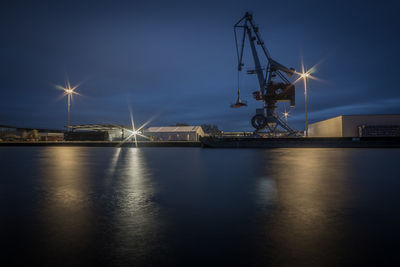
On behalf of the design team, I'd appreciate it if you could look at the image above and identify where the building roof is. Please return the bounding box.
[145,126,202,133]
[320,114,400,119]
[70,124,129,131]
[311,114,400,124]
[0,125,63,133]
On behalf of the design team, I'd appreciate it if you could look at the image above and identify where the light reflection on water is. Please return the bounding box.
[36,147,160,265]
[256,149,353,266]
[38,147,93,258]
[1,147,400,266]
[110,148,160,264]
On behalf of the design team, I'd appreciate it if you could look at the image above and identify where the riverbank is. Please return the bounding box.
[201,136,400,148]
[0,141,201,147]
[2,137,400,148]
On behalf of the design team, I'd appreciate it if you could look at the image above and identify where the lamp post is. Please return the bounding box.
[301,72,310,137]
[61,81,79,132]
[295,59,322,137]
[66,89,72,132]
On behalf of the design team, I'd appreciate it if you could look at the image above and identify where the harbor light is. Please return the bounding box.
[301,72,310,78]
[283,111,289,119]
[57,79,80,132]
[301,69,310,137]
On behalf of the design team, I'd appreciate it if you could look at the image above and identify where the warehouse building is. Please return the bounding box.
[308,115,400,137]
[38,132,64,141]
[69,124,128,141]
[68,124,206,141]
[144,126,205,141]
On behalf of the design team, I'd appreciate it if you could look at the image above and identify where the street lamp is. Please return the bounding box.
[294,59,323,137]
[301,71,310,137]
[58,80,80,132]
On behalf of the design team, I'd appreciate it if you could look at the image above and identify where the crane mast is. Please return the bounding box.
[233,12,297,135]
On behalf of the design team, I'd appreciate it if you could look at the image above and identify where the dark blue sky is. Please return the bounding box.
[1,0,399,131]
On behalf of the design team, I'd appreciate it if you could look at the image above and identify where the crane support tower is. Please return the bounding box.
[234,12,297,135]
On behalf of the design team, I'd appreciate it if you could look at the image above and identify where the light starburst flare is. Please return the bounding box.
[118,108,160,148]
[56,79,81,98]
[281,104,290,122]
[56,79,81,131]
[282,111,290,120]
[292,57,324,137]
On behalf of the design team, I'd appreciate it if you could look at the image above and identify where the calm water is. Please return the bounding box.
[1,147,400,266]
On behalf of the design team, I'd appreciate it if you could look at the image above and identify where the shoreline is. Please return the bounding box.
[0,141,202,147]
[1,137,400,148]
[200,137,400,148]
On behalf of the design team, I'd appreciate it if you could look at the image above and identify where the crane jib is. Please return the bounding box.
[232,12,298,135]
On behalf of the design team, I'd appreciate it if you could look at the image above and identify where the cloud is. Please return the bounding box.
[1,0,399,130]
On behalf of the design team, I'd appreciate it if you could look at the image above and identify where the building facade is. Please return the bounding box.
[69,124,128,141]
[144,126,205,141]
[308,115,400,137]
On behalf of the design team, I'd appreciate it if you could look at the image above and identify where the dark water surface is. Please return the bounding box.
[1,147,400,266]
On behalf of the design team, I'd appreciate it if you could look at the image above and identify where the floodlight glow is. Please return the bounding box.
[281,106,290,122]
[296,59,316,137]
[56,78,81,132]
[118,109,152,148]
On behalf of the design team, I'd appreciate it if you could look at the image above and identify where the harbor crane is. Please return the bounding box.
[232,12,297,135]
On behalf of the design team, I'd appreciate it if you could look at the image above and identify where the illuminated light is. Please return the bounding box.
[132,130,142,135]
[118,108,152,148]
[295,58,321,137]
[292,57,324,85]
[301,73,310,78]
[282,106,290,122]
[56,78,81,132]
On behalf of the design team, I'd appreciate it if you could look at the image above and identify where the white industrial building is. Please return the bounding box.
[308,115,400,137]
[143,126,205,141]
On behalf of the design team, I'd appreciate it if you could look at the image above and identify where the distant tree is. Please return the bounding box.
[176,123,189,126]
[201,124,221,136]
[25,129,39,141]
[31,129,39,140]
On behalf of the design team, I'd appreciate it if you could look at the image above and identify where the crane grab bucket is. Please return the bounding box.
[230,89,247,108]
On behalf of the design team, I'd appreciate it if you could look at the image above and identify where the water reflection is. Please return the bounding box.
[108,147,122,177]
[4,147,398,265]
[255,149,352,266]
[40,147,91,207]
[36,147,161,265]
[255,177,277,207]
[108,148,161,265]
[38,147,94,263]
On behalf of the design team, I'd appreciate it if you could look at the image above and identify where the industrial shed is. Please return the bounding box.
[308,115,400,137]
[69,124,129,141]
[144,126,205,141]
